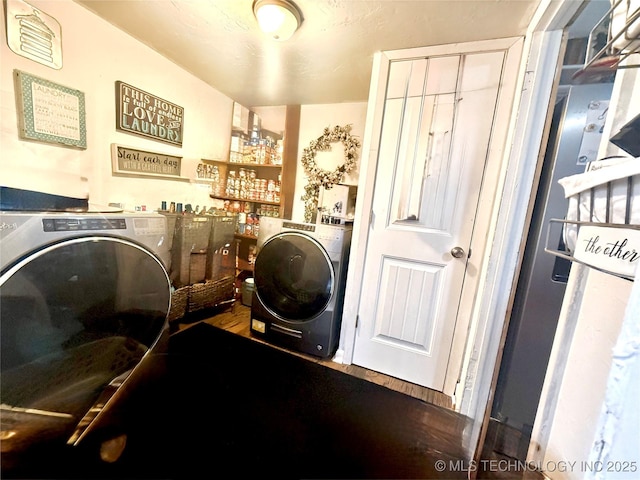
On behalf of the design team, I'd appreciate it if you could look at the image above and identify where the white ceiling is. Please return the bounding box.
[74,0,549,108]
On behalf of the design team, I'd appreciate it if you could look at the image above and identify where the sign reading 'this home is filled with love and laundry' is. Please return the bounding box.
[115,81,184,146]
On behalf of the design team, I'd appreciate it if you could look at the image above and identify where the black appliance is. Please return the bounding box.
[250,220,352,358]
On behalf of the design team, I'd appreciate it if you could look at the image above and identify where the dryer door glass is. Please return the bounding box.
[254,232,334,320]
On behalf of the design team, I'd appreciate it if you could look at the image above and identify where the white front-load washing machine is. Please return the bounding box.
[0,208,172,470]
[250,218,352,358]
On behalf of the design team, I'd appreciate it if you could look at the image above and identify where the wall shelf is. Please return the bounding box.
[209,193,280,206]
[226,161,282,169]
[235,232,257,241]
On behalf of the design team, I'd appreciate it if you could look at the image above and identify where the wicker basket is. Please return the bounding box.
[167,285,190,323]
[188,275,235,313]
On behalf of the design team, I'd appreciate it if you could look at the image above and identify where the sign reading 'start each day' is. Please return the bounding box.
[574,225,640,279]
[115,81,184,146]
[111,144,183,178]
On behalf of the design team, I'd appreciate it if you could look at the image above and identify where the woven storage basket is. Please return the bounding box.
[188,275,235,313]
[167,285,190,323]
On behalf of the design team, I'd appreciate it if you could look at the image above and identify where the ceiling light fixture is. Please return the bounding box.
[253,0,302,41]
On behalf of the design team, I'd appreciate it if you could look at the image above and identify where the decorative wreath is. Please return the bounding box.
[300,124,361,222]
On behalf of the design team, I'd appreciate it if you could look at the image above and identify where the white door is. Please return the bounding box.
[352,39,522,391]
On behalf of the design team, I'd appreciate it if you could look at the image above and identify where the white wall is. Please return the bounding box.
[541,269,631,478]
[1,0,232,213]
[292,103,367,222]
[1,2,368,222]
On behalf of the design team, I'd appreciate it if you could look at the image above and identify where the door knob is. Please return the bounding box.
[450,246,466,258]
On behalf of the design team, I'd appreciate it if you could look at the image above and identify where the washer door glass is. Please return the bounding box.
[0,237,170,422]
[254,232,333,321]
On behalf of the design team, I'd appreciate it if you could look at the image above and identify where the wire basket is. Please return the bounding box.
[171,215,214,287]
[178,216,212,252]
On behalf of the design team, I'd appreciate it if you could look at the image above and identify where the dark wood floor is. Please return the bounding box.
[177,301,454,409]
[174,301,546,480]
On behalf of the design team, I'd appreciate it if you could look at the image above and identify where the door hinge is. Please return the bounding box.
[355,314,359,329]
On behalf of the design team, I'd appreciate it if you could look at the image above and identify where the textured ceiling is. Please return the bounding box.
[75,0,545,108]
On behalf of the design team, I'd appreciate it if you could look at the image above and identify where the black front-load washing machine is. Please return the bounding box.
[250,220,352,358]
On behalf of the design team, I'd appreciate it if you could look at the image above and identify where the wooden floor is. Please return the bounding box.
[168,302,546,480]
[176,301,454,409]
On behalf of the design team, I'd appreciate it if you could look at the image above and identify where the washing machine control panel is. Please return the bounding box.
[315,229,345,253]
[280,221,351,257]
[43,217,127,232]
[282,221,315,232]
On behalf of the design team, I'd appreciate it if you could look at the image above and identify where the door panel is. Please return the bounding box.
[353,43,516,391]
[376,258,442,354]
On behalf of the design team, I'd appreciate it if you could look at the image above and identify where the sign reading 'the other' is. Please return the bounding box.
[574,225,640,279]
[115,81,184,146]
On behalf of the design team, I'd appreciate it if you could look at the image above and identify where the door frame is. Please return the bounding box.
[339,0,584,426]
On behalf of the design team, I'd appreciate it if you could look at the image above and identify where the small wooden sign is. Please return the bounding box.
[115,81,184,146]
[574,225,640,279]
[111,144,185,179]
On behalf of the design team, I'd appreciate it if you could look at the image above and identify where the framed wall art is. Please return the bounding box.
[14,70,87,149]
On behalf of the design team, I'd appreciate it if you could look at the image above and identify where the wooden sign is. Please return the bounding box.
[111,144,185,179]
[15,70,86,148]
[115,81,184,146]
[574,225,640,279]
